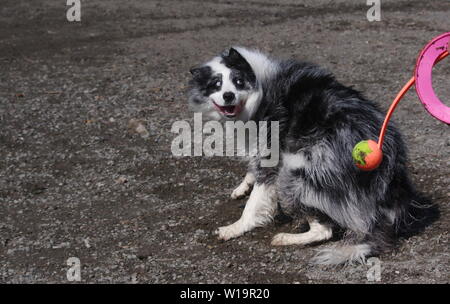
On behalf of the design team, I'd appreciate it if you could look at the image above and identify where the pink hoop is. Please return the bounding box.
[415,32,450,124]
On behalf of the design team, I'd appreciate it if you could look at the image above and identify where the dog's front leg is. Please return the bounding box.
[216,183,277,241]
[231,171,255,199]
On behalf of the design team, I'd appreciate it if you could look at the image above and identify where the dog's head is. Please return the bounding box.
[188,47,261,121]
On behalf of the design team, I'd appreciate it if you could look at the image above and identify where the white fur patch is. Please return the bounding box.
[233,47,278,82]
[238,89,261,122]
[231,172,256,199]
[271,219,332,246]
[216,183,277,241]
[282,152,309,169]
[311,244,372,265]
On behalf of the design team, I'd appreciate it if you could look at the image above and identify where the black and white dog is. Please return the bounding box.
[188,47,420,265]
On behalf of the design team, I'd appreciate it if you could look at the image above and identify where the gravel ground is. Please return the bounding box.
[0,0,449,283]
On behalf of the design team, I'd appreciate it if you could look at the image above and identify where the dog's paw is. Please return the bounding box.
[214,224,243,241]
[231,183,252,200]
[271,233,303,246]
[271,233,292,246]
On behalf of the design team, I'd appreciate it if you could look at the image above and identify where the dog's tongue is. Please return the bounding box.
[213,101,242,117]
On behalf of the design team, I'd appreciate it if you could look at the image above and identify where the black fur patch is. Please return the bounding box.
[189,66,223,97]
[222,48,256,87]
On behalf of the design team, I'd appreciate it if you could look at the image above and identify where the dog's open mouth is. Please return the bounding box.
[213,101,243,118]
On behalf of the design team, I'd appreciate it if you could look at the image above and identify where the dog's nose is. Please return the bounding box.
[223,92,235,104]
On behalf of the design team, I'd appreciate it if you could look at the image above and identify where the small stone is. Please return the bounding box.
[52,242,70,249]
[115,176,128,184]
[128,119,149,138]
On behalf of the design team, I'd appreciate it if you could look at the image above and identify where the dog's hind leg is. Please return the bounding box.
[231,172,255,199]
[271,218,332,246]
[216,183,277,241]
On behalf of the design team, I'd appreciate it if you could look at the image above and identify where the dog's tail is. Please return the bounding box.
[310,243,373,265]
[310,228,392,265]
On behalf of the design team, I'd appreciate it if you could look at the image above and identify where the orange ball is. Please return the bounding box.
[352,140,383,171]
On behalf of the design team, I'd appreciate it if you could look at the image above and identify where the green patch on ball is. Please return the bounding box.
[352,140,372,166]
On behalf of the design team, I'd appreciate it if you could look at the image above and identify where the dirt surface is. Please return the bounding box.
[0,0,449,284]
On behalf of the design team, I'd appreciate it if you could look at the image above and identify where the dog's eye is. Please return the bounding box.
[215,80,222,87]
[235,78,245,87]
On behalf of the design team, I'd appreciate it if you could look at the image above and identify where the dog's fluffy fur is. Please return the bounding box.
[188,47,421,265]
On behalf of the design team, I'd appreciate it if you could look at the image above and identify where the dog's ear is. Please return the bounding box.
[222,47,252,72]
[228,47,244,61]
[189,65,210,83]
[189,65,201,77]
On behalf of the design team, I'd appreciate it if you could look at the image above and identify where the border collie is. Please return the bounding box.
[187,47,420,265]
